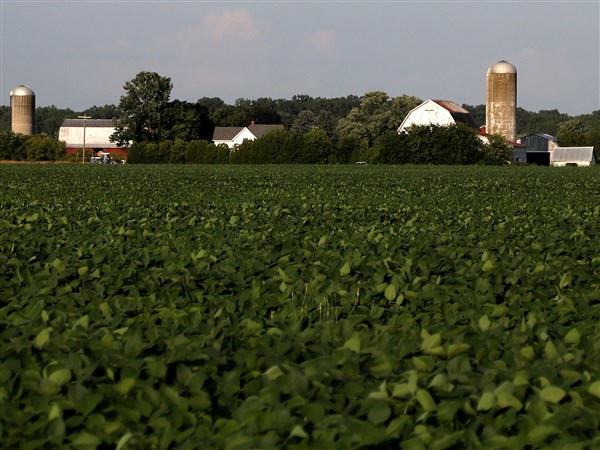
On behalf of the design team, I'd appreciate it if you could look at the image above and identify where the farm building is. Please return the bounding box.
[212,123,284,149]
[397,99,478,133]
[58,119,128,159]
[551,147,596,167]
[517,133,558,164]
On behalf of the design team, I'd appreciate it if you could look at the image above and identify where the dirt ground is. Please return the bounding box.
[0,160,74,164]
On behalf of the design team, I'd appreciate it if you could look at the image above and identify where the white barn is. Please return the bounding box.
[397,99,478,133]
[551,147,596,167]
[58,118,129,159]
[58,119,120,149]
[212,123,284,149]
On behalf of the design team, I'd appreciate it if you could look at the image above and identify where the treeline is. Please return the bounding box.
[2,94,597,146]
[125,124,512,166]
[0,130,66,161]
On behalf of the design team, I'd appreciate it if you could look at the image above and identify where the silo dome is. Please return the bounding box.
[10,85,36,97]
[488,60,517,74]
[10,84,36,136]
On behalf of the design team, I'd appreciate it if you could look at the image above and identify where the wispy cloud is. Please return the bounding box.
[203,9,261,42]
[302,29,339,59]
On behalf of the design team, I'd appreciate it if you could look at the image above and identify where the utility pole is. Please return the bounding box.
[78,115,91,163]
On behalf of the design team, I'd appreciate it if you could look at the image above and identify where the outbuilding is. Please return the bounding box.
[58,119,128,160]
[517,133,558,164]
[551,147,596,167]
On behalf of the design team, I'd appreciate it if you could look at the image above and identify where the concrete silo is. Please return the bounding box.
[485,60,517,142]
[10,85,36,135]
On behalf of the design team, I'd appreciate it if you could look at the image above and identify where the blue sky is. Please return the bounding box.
[1,0,599,116]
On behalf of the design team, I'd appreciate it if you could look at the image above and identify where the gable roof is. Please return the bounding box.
[247,124,284,138]
[212,126,245,141]
[212,124,284,142]
[431,100,477,129]
[551,147,595,163]
[521,132,557,141]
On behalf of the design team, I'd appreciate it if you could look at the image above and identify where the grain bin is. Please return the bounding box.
[10,85,35,135]
[485,61,517,142]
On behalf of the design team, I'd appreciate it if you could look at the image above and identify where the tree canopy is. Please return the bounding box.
[336,92,422,146]
[111,71,173,146]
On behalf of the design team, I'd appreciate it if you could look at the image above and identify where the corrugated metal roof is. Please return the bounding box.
[432,100,469,114]
[432,100,477,129]
[551,147,595,162]
[520,133,557,141]
[535,133,557,141]
[61,119,115,128]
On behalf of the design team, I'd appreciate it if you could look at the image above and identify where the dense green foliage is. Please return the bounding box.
[111,72,174,146]
[1,165,600,449]
[336,92,422,146]
[556,111,600,157]
[3,89,597,147]
[0,130,67,161]
[375,125,484,165]
[124,126,507,165]
[461,106,572,138]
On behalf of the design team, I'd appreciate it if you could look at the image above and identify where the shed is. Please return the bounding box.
[517,133,558,164]
[551,147,596,167]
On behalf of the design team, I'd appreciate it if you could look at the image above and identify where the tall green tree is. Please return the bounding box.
[82,104,121,119]
[210,104,252,127]
[299,129,334,164]
[111,71,173,146]
[166,100,214,142]
[197,97,226,114]
[336,92,421,145]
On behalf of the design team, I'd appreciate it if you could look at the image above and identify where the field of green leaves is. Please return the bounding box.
[1,164,600,449]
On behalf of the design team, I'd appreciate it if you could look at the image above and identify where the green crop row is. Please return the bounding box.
[1,164,600,449]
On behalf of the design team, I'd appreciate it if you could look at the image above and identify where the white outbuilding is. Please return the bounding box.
[551,147,596,167]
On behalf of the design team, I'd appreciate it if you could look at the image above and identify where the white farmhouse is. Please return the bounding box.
[212,123,284,149]
[397,99,478,133]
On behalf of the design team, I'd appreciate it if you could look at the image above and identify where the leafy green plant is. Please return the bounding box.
[1,164,600,448]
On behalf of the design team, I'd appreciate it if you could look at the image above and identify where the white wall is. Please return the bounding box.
[398,100,455,133]
[58,127,120,148]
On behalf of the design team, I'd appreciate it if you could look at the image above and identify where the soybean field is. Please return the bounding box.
[1,164,600,449]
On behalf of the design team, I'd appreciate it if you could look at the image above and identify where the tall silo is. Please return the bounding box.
[485,60,517,142]
[10,85,36,135]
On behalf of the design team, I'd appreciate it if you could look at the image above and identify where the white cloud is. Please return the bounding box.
[302,30,339,59]
[202,9,261,42]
